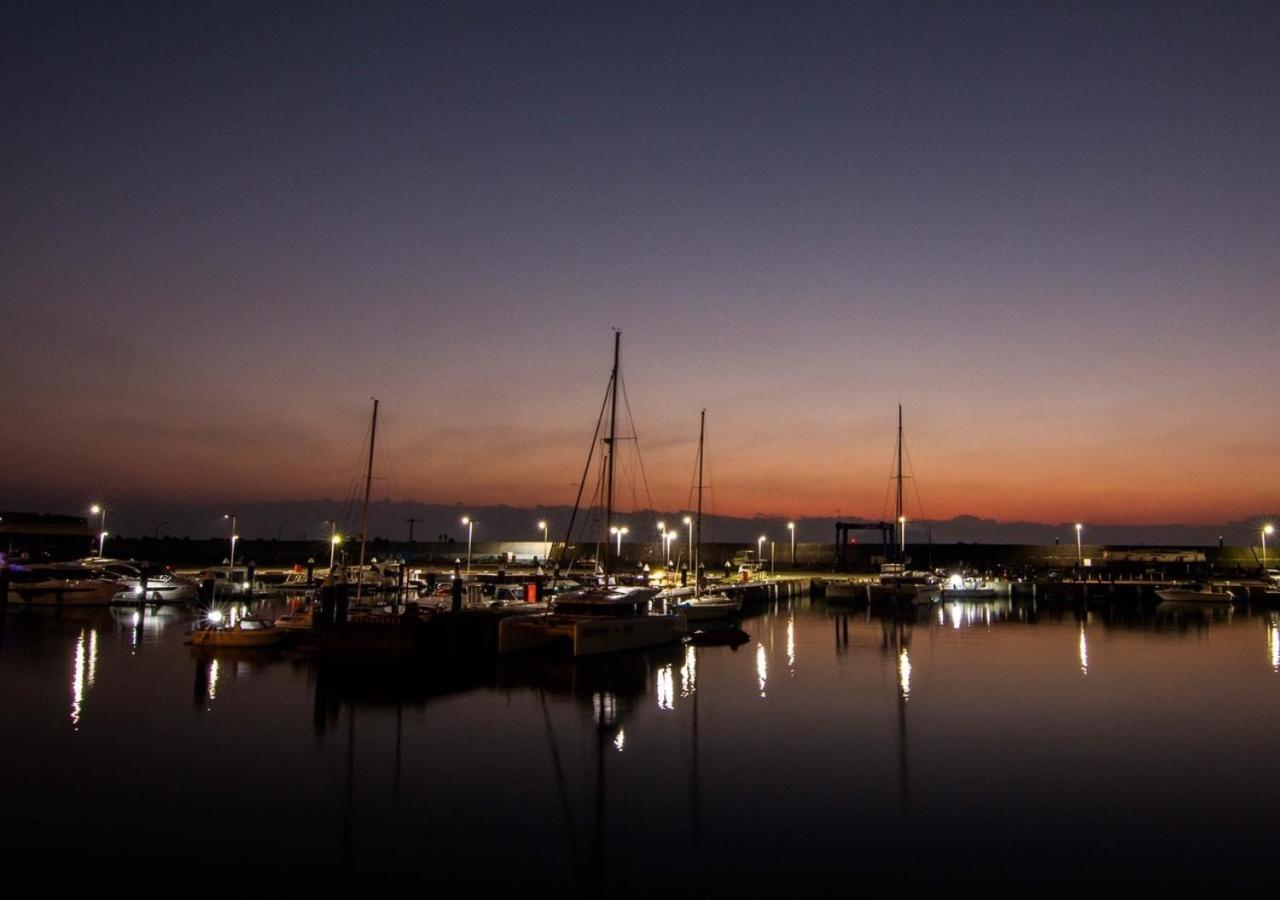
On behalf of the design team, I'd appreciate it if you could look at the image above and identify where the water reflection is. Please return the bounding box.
[1079,624,1089,676]
[755,642,767,698]
[70,629,87,728]
[786,613,796,674]
[1268,615,1279,673]
[656,664,674,710]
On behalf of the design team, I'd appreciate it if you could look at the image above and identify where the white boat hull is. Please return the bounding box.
[676,595,741,621]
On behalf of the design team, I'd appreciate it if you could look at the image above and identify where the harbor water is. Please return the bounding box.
[2,595,1278,889]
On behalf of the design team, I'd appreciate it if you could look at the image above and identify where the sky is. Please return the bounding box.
[3,0,1278,533]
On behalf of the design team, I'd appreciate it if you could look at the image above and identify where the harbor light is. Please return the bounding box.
[898,515,906,556]
[758,535,766,574]
[610,525,629,556]
[683,516,693,568]
[1264,524,1275,572]
[90,504,106,558]
[538,520,549,559]
[788,521,795,564]
[462,516,475,574]
[329,531,342,570]
[207,609,224,624]
[1075,523,1084,575]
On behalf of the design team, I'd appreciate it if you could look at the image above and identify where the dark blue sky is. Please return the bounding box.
[3,1,1278,527]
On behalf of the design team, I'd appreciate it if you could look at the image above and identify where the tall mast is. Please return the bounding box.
[896,404,904,561]
[357,397,378,595]
[695,408,705,598]
[603,331,620,580]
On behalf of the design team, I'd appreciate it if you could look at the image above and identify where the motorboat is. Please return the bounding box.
[5,563,122,606]
[187,612,288,647]
[1154,583,1235,603]
[676,593,742,621]
[273,603,317,632]
[499,585,685,657]
[81,558,198,604]
[939,574,1002,599]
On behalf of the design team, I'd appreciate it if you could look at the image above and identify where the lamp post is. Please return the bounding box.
[1075,523,1084,577]
[610,526,628,557]
[223,513,238,577]
[329,529,342,570]
[898,516,906,557]
[758,535,766,578]
[538,520,549,561]
[771,540,775,576]
[663,529,675,566]
[462,516,474,574]
[788,521,795,566]
[1264,524,1275,573]
[683,516,693,568]
[90,504,106,559]
[657,521,666,565]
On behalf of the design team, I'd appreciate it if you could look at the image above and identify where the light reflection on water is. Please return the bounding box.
[6,593,1280,888]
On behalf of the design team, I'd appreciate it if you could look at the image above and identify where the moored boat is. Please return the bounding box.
[187,612,288,647]
[1154,583,1235,603]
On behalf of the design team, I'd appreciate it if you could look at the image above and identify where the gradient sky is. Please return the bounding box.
[3,1,1278,527]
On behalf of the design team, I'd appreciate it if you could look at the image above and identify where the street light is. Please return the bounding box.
[610,526,629,557]
[538,520,549,561]
[657,521,666,565]
[1075,523,1084,577]
[1264,524,1275,573]
[683,516,693,568]
[329,527,342,570]
[462,516,474,574]
[758,535,766,577]
[662,528,675,566]
[787,521,795,565]
[898,515,906,557]
[770,540,775,576]
[90,504,106,558]
[224,514,238,582]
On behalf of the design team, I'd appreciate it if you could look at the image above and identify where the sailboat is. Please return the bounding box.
[868,405,940,606]
[498,332,686,656]
[674,410,742,621]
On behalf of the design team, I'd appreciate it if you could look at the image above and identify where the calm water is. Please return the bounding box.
[3,595,1279,889]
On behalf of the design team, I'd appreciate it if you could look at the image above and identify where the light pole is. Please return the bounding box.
[898,516,906,557]
[663,529,675,567]
[90,504,106,559]
[770,540,775,576]
[683,516,693,568]
[788,521,795,566]
[657,521,666,565]
[224,514,238,580]
[610,526,628,557]
[538,520,549,561]
[758,535,766,578]
[462,516,474,574]
[329,529,342,570]
[1264,524,1275,573]
[1075,523,1084,577]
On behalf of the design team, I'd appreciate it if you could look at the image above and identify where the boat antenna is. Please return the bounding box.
[357,397,378,599]
[695,408,705,598]
[603,330,620,581]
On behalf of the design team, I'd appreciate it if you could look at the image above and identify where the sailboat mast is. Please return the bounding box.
[896,404,904,560]
[357,397,378,581]
[695,408,705,598]
[604,331,620,580]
